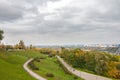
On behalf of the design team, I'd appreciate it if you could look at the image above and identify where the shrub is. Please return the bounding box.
[34,57,41,62]
[74,76,78,79]
[116,63,120,70]
[46,73,54,77]
[108,69,120,79]
[39,57,46,59]
[48,54,53,57]
[54,61,59,64]
[28,60,39,70]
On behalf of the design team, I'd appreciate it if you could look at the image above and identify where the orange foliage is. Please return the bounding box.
[108,69,120,79]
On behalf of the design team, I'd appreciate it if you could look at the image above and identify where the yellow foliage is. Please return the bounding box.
[74,49,85,57]
[75,52,80,57]
[33,48,41,51]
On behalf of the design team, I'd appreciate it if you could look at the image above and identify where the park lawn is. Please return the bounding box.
[33,55,83,80]
[0,49,43,80]
[0,49,83,80]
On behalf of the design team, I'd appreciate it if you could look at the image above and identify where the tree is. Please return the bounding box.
[108,69,120,78]
[0,43,5,49]
[85,52,96,71]
[14,44,19,49]
[95,53,109,76]
[5,45,13,50]
[19,40,25,49]
[0,30,4,43]
[29,44,33,49]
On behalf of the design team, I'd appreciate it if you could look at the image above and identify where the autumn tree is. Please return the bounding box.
[14,44,19,49]
[0,43,5,49]
[108,62,120,78]
[60,47,120,79]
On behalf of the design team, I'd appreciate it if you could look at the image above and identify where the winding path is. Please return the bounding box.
[56,55,112,80]
[23,58,47,80]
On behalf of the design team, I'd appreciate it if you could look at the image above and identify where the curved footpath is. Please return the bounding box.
[23,58,47,80]
[56,55,112,80]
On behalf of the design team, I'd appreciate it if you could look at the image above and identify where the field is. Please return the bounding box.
[0,49,42,80]
[32,54,83,80]
[0,49,83,80]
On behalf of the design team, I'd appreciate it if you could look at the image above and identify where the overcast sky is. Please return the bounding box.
[0,0,120,45]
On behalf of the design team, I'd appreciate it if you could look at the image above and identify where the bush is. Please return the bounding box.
[74,76,78,79]
[39,57,46,59]
[48,54,54,57]
[34,57,41,62]
[28,60,39,70]
[108,69,120,79]
[46,73,54,77]
[116,63,120,70]
[54,61,59,64]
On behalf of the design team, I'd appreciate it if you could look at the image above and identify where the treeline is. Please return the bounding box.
[0,40,35,50]
[60,47,120,79]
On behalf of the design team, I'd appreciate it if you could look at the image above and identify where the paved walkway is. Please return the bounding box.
[23,58,47,80]
[56,55,112,80]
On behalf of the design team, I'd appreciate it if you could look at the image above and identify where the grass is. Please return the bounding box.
[0,49,43,80]
[32,55,83,80]
[0,49,83,80]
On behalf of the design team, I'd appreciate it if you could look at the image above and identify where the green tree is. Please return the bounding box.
[95,53,109,76]
[0,30,4,43]
[19,40,25,49]
[5,45,13,50]
[30,44,33,49]
[85,52,96,71]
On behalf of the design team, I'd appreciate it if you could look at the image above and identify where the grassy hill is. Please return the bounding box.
[32,55,83,80]
[0,49,83,80]
[0,49,42,80]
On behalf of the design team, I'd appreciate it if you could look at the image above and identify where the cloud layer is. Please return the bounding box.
[0,0,120,45]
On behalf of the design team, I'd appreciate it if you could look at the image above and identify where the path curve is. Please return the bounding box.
[23,58,47,80]
[56,55,112,80]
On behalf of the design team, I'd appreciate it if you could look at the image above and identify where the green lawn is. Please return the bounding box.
[0,49,42,80]
[33,55,83,80]
[0,49,83,80]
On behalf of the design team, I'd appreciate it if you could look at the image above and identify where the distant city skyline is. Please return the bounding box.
[0,0,120,45]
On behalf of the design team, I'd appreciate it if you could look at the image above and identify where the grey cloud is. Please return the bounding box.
[8,0,60,6]
[0,0,59,22]
[56,0,120,23]
[1,0,120,44]
[86,0,120,22]
[0,3,23,22]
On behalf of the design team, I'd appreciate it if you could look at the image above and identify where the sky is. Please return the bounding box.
[0,0,120,45]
